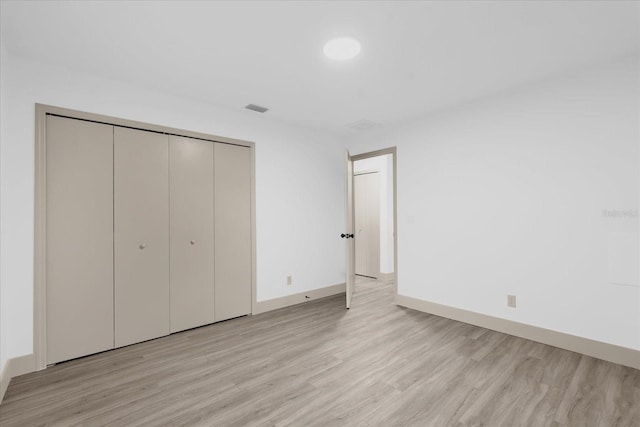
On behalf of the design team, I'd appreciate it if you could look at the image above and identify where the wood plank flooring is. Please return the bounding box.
[1,277,639,426]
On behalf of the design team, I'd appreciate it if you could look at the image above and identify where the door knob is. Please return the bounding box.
[190,240,196,245]
[139,243,146,250]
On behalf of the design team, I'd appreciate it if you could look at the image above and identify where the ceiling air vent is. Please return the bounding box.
[245,104,269,113]
[347,119,380,131]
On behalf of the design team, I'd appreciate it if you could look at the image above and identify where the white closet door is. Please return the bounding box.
[46,115,114,364]
[114,127,170,347]
[214,143,252,321]
[169,136,215,333]
[354,172,380,278]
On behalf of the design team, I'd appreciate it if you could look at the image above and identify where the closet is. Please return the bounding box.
[45,113,253,365]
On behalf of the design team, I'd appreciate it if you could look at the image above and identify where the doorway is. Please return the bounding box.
[345,147,397,308]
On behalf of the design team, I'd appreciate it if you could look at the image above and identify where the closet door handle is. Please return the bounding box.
[190,240,196,245]
[139,243,147,250]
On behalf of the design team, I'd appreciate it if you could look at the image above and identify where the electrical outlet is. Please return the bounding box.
[507,295,516,308]
[287,275,292,286]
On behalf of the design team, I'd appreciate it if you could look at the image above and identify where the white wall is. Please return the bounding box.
[354,155,394,273]
[347,55,640,350]
[0,52,346,369]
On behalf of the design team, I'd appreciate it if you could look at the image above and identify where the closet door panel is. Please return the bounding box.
[46,115,114,364]
[114,127,170,347]
[170,136,215,333]
[214,143,252,321]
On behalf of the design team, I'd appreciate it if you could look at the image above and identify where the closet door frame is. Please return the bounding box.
[34,103,256,371]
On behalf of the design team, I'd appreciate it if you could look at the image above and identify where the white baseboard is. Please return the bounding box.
[253,283,346,315]
[396,294,640,370]
[0,354,35,404]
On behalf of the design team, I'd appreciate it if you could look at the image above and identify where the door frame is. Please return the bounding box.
[34,103,257,370]
[350,147,398,300]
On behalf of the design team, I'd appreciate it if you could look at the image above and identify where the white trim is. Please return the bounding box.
[253,283,345,315]
[353,169,379,176]
[0,354,35,403]
[396,294,640,370]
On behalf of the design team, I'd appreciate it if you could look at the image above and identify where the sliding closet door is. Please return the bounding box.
[114,127,170,347]
[169,136,215,333]
[215,143,252,321]
[46,116,114,364]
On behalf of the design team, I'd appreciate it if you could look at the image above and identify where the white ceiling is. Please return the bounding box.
[2,1,638,136]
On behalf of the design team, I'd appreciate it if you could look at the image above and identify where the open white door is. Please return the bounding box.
[344,150,355,308]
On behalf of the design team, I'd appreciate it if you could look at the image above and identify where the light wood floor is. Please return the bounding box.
[1,277,639,426]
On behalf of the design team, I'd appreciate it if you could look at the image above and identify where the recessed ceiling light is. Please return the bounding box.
[323,37,361,61]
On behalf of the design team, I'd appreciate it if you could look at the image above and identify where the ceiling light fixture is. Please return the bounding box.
[323,37,361,61]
